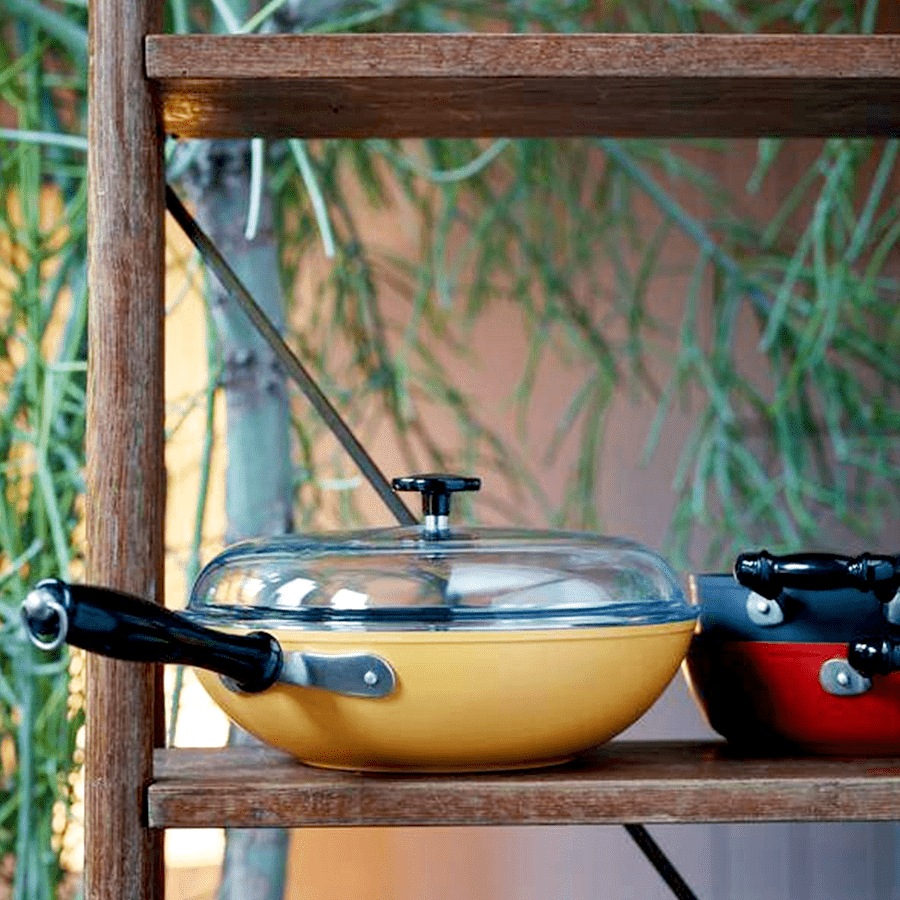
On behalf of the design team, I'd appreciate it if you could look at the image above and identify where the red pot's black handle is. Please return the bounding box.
[735,551,900,603]
[21,578,282,693]
[848,637,900,677]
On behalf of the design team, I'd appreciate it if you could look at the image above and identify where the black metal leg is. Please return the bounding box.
[624,823,700,900]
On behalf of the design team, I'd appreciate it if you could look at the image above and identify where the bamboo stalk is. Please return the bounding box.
[166,184,417,527]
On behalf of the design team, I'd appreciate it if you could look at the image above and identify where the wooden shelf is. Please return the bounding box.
[142,30,900,842]
[148,741,900,828]
[146,33,900,139]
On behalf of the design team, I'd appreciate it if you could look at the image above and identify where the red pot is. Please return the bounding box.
[685,636,900,754]
[685,553,900,755]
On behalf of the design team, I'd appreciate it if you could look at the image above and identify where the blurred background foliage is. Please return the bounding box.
[1,0,898,898]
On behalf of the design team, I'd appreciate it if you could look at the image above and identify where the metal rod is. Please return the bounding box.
[168,183,698,900]
[165,184,417,527]
[624,824,701,900]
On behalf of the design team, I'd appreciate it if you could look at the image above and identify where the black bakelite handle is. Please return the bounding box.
[735,550,900,603]
[21,578,282,693]
[392,473,481,517]
[848,637,900,677]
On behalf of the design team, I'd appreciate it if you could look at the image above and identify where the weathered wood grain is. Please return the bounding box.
[147,741,900,828]
[145,33,900,138]
[87,0,165,897]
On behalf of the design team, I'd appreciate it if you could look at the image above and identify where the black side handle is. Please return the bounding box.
[735,551,900,603]
[848,637,900,678]
[21,578,282,693]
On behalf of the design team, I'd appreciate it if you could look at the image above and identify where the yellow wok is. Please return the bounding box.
[197,622,693,771]
[22,474,696,771]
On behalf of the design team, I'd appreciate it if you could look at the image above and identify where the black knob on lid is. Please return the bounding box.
[392,474,481,536]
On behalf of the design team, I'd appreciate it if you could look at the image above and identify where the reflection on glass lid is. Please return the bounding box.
[188,527,694,631]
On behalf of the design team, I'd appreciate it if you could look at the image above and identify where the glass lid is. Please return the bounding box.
[188,475,694,631]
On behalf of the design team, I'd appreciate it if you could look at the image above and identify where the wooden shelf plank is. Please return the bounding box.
[146,33,900,139]
[148,741,900,828]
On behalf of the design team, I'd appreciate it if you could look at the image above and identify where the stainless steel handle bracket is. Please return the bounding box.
[223,650,397,698]
[884,590,900,626]
[745,590,785,627]
[819,657,871,697]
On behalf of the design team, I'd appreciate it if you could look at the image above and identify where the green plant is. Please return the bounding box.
[0,7,89,899]
[270,130,900,561]
[0,96,88,900]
